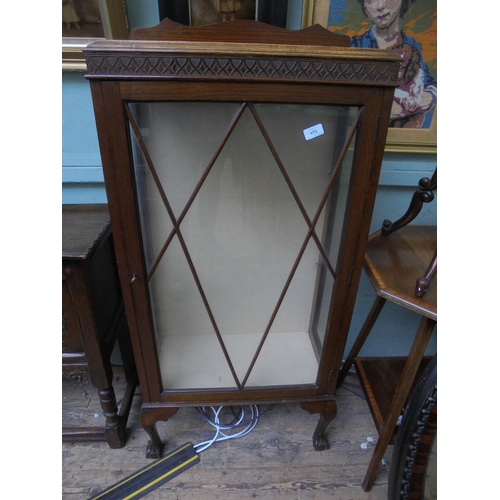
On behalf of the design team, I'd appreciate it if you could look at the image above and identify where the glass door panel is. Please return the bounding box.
[183,106,312,385]
[309,145,355,353]
[155,237,238,390]
[128,101,359,391]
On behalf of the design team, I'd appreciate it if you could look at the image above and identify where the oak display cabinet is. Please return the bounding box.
[84,19,400,458]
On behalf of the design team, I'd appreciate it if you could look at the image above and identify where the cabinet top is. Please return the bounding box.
[84,19,401,86]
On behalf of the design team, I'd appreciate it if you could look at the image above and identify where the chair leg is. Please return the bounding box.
[361,316,436,491]
[337,296,386,388]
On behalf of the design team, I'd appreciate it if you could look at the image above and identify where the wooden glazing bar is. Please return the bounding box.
[125,103,244,390]
[247,103,336,279]
[241,108,363,388]
[172,219,243,390]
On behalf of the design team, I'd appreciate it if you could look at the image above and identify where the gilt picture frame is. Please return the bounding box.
[310,0,437,153]
[62,0,128,71]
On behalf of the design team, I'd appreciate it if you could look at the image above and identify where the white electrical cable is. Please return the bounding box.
[194,405,260,453]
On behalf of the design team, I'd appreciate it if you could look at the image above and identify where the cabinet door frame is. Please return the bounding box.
[90,79,393,404]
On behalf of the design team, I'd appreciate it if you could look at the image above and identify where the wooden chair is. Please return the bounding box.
[336,169,437,491]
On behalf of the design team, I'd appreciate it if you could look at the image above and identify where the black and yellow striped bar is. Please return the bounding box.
[89,443,200,499]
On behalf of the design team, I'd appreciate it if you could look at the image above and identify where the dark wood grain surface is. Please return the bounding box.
[364,225,437,319]
[130,18,350,46]
[62,204,110,259]
[354,356,432,436]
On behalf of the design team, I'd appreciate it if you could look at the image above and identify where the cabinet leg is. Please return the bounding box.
[301,400,337,451]
[140,407,179,459]
[99,386,126,449]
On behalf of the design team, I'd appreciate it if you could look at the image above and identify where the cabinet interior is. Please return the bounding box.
[127,101,359,390]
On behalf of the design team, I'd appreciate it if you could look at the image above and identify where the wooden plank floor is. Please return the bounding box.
[62,370,392,499]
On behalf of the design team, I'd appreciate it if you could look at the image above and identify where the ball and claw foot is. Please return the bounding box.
[140,407,179,459]
[301,400,336,452]
[145,440,163,459]
[313,432,329,451]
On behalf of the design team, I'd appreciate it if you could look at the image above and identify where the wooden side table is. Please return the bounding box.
[337,224,437,491]
[62,204,138,448]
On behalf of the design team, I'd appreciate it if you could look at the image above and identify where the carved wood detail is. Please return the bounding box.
[399,382,437,499]
[85,53,399,85]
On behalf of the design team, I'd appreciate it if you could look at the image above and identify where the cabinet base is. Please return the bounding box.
[139,398,337,458]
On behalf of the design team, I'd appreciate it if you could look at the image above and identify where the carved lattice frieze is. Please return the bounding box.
[86,53,398,85]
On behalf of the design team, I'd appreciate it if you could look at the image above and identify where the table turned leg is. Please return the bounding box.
[362,316,436,491]
[140,407,180,459]
[99,385,127,448]
[116,309,139,432]
[337,296,386,388]
[301,400,338,451]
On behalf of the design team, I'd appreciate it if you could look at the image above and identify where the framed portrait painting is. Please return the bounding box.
[312,0,437,153]
[62,0,128,71]
[158,0,288,28]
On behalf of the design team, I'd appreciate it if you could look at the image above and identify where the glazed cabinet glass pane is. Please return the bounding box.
[127,102,359,391]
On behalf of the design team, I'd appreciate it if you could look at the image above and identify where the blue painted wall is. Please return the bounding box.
[62,0,437,358]
[62,0,160,204]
